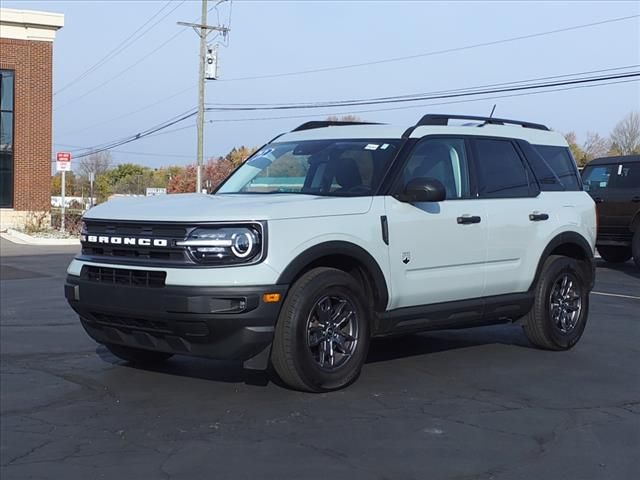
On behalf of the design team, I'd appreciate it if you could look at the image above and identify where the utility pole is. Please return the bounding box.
[178,0,230,193]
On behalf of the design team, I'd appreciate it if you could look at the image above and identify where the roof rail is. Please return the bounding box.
[291,120,382,132]
[414,114,550,131]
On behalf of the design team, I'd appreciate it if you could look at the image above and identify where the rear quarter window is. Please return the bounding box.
[531,145,581,191]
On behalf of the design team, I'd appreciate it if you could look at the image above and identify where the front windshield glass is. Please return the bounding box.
[217,139,400,196]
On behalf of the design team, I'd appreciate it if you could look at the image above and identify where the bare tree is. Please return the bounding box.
[77,151,113,179]
[609,111,640,155]
[583,131,610,160]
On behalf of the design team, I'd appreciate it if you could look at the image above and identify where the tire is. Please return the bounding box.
[597,245,632,263]
[632,229,640,270]
[105,343,173,364]
[523,255,590,350]
[271,267,371,392]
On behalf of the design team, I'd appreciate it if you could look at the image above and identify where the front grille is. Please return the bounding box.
[90,313,210,338]
[81,221,191,265]
[81,265,166,288]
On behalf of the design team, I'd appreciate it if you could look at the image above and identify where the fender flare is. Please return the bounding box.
[530,231,595,291]
[277,241,389,311]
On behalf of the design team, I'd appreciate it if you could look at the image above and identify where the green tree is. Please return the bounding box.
[51,171,79,196]
[564,132,587,166]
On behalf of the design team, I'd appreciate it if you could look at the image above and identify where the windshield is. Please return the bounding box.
[217,139,400,196]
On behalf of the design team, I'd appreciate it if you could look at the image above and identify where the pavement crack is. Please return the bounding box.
[3,440,53,466]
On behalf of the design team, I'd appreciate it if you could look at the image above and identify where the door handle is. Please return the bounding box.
[529,213,549,221]
[457,215,481,225]
[632,196,640,203]
[593,197,604,203]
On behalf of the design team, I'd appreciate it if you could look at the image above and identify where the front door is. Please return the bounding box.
[385,137,487,310]
[583,163,620,239]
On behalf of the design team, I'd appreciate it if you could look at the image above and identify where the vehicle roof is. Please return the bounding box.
[585,154,640,166]
[276,123,567,147]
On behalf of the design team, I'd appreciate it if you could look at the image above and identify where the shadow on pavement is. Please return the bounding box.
[595,259,640,281]
[95,323,532,387]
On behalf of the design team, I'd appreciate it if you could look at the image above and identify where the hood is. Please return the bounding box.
[83,193,373,222]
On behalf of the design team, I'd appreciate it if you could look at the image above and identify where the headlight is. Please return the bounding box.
[177,224,264,265]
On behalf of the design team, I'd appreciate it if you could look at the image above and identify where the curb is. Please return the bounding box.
[1,229,80,246]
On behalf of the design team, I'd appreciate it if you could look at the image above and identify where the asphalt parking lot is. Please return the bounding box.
[1,238,638,480]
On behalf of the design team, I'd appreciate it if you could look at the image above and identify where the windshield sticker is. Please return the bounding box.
[260,148,274,157]
[380,143,389,150]
[364,144,379,150]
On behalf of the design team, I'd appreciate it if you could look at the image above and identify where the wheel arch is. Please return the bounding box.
[530,231,595,291]
[277,241,390,312]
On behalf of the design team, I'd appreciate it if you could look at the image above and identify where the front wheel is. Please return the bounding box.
[523,255,590,350]
[598,245,632,263]
[271,267,371,392]
[105,343,173,364]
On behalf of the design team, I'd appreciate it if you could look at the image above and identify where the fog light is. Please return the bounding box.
[262,293,281,303]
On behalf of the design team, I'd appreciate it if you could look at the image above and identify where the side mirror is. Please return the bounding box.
[402,177,446,203]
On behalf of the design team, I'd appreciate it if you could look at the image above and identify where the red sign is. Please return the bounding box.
[56,152,72,172]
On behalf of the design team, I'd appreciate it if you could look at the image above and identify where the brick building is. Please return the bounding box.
[0,8,64,229]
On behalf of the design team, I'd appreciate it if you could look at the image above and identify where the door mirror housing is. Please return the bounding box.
[401,177,446,203]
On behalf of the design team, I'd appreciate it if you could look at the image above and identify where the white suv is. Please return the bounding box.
[65,114,597,392]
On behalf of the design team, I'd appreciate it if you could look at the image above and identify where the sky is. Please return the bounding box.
[4,0,640,169]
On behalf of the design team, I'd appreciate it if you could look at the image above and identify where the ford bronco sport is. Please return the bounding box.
[65,114,597,392]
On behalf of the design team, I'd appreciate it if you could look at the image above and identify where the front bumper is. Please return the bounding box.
[65,275,288,366]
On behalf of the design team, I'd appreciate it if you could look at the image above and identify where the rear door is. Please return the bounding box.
[612,161,640,234]
[470,137,548,295]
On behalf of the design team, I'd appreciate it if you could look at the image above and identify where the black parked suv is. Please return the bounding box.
[582,155,640,269]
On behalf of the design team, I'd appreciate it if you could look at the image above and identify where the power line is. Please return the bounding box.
[54,14,639,133]
[53,75,639,166]
[54,1,176,96]
[206,65,639,107]
[202,78,639,125]
[56,84,197,137]
[54,143,194,159]
[67,71,639,158]
[203,71,640,112]
[54,0,222,111]
[70,110,198,159]
[220,14,640,82]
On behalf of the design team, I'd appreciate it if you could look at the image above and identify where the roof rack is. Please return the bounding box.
[414,114,550,131]
[291,120,382,132]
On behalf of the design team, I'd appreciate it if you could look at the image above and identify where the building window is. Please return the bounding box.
[0,69,14,208]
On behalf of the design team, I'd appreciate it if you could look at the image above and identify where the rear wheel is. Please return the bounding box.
[632,230,640,270]
[105,344,173,364]
[271,267,370,392]
[598,245,632,263]
[523,255,589,350]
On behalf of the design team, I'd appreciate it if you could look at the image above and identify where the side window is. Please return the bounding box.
[401,138,470,199]
[531,145,581,191]
[615,163,640,190]
[474,139,532,198]
[582,165,615,192]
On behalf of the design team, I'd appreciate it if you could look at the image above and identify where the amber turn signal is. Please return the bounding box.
[262,293,281,303]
